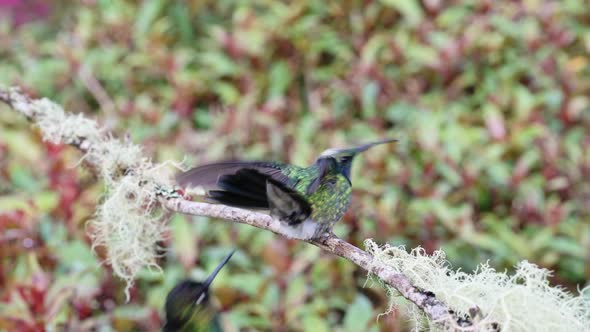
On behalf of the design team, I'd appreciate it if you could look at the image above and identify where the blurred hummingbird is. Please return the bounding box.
[177,139,396,240]
[163,250,235,332]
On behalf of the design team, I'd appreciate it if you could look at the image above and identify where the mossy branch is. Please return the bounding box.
[0,86,473,329]
[164,198,462,326]
[4,86,589,331]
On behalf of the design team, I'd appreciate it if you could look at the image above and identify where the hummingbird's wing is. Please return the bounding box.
[179,163,313,224]
[207,168,271,208]
[208,169,312,222]
[177,161,292,190]
[177,161,313,223]
[266,177,312,226]
[305,157,332,195]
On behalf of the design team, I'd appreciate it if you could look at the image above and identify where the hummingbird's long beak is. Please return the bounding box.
[349,138,397,153]
[320,138,397,157]
[202,249,236,289]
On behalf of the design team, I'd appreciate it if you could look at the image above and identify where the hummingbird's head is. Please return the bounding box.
[318,138,397,181]
[163,250,235,331]
[163,280,211,332]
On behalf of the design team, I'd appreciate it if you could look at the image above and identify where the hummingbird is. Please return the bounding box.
[177,139,396,240]
[163,250,235,332]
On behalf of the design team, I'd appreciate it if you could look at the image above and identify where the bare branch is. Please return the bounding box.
[0,86,483,330]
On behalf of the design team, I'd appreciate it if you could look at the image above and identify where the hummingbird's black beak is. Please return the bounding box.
[202,249,236,289]
[349,138,397,153]
[320,138,397,157]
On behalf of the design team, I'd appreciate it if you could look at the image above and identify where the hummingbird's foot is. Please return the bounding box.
[314,229,335,241]
[322,231,335,239]
[155,185,184,199]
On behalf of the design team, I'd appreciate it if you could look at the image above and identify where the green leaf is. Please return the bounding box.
[54,240,98,272]
[549,237,586,259]
[193,108,213,129]
[227,309,272,330]
[302,314,330,332]
[361,81,379,118]
[9,166,40,191]
[134,0,166,40]
[380,0,423,25]
[286,275,306,305]
[0,195,32,214]
[171,214,197,268]
[33,191,59,212]
[170,2,194,43]
[268,61,293,99]
[227,273,264,296]
[343,294,373,331]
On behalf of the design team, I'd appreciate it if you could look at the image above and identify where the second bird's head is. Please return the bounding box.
[163,250,235,332]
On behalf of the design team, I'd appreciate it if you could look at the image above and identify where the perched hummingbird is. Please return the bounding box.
[177,139,396,240]
[163,250,235,332]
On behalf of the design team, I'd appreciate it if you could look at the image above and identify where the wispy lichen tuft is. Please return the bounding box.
[90,165,169,299]
[365,240,590,332]
[9,88,175,299]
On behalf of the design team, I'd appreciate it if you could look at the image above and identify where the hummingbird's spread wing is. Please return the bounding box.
[208,169,313,224]
[178,162,313,223]
[208,169,270,208]
[178,161,301,208]
[176,161,292,191]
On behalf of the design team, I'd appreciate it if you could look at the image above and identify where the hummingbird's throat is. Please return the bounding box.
[195,292,206,305]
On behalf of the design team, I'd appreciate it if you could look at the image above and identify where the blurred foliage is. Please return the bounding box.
[1,0,589,331]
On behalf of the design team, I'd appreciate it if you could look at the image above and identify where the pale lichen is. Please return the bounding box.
[365,240,590,332]
[7,87,175,299]
[89,162,171,299]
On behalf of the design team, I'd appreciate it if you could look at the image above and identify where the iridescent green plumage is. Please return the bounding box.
[177,139,395,239]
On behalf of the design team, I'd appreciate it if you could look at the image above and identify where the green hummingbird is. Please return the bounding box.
[163,250,235,332]
[177,139,396,240]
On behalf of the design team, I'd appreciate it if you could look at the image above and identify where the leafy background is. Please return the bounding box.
[0,0,589,331]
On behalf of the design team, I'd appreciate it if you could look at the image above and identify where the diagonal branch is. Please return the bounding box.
[0,86,483,330]
[163,198,455,323]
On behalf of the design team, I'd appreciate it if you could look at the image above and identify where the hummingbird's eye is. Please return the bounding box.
[339,156,352,164]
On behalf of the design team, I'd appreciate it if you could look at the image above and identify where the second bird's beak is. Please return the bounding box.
[202,249,236,289]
